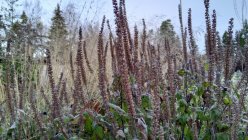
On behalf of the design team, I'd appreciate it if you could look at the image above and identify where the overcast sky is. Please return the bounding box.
[13,0,248,52]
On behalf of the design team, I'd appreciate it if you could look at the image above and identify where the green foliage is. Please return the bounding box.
[49,4,67,43]
[160,19,176,37]
[178,69,186,76]
[1,0,248,139]
[160,19,178,42]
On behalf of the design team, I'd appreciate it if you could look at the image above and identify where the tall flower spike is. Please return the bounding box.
[72,49,86,114]
[212,10,217,63]
[119,0,133,74]
[149,44,161,138]
[208,10,216,83]
[83,40,93,73]
[165,39,176,118]
[18,77,24,110]
[69,50,75,82]
[104,42,109,85]
[123,0,135,74]
[104,42,109,63]
[224,18,234,86]
[133,25,142,106]
[173,55,179,88]
[61,80,69,105]
[29,84,43,135]
[139,19,148,86]
[179,1,188,64]
[5,39,14,123]
[215,32,222,86]
[188,8,197,73]
[204,0,214,84]
[183,28,188,66]
[57,72,64,92]
[40,87,51,108]
[157,45,171,122]
[78,26,87,86]
[97,15,110,113]
[112,0,136,122]
[147,42,152,67]
[59,80,65,106]
[107,20,118,75]
[204,0,211,57]
[141,19,148,63]
[46,49,60,119]
[75,44,86,104]
[133,25,139,75]
[122,0,134,56]
[122,0,132,48]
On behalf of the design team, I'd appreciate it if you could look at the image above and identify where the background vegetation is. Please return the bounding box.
[0,0,248,139]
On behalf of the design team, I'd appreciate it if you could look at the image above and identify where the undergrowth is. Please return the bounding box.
[0,0,248,139]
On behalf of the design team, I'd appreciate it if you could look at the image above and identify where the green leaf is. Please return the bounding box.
[69,136,80,140]
[239,34,246,47]
[210,107,221,121]
[202,129,212,140]
[84,113,94,134]
[0,126,3,135]
[177,114,189,126]
[202,82,210,88]
[129,75,136,84]
[63,116,71,124]
[196,87,204,96]
[93,125,104,139]
[178,99,188,107]
[223,96,232,106]
[179,106,186,113]
[178,69,186,76]
[184,125,193,140]
[197,110,206,121]
[216,132,229,140]
[141,95,152,110]
[176,92,183,100]
[204,63,209,71]
[217,123,229,132]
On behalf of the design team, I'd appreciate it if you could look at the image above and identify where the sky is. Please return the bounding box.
[5,0,248,52]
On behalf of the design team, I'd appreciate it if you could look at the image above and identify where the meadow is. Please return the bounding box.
[0,0,248,139]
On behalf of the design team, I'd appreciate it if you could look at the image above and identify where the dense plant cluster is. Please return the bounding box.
[1,0,248,139]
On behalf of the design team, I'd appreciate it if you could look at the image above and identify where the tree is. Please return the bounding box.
[0,15,4,63]
[236,19,248,47]
[49,4,68,63]
[233,19,248,72]
[160,19,177,42]
[0,0,20,49]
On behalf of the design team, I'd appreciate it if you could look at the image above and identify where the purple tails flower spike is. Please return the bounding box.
[179,2,188,65]
[224,18,234,87]
[107,20,118,75]
[46,49,60,119]
[97,15,110,113]
[188,8,198,73]
[119,0,133,74]
[112,0,137,130]
[77,26,87,86]
[83,40,94,74]
[165,39,176,118]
